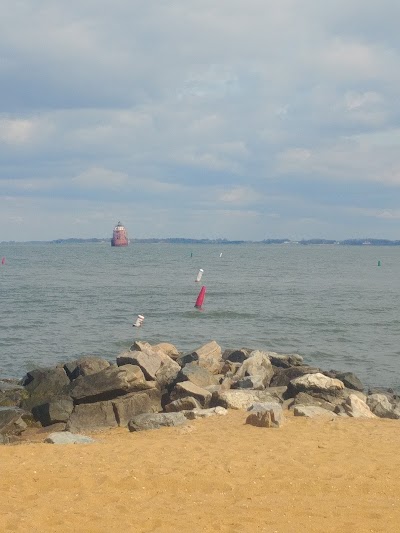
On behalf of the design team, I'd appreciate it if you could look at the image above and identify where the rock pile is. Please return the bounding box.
[1,340,399,443]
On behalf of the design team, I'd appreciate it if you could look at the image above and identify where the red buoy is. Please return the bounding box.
[1,257,5,265]
[194,286,206,308]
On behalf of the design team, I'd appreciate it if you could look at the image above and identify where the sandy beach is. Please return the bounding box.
[1,410,399,533]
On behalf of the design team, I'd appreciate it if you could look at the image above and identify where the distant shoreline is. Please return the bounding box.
[2,238,400,246]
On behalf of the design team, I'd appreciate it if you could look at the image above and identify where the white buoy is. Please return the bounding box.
[195,268,204,282]
[133,314,145,327]
[219,252,222,257]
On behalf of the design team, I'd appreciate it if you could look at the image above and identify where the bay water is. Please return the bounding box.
[1,243,399,391]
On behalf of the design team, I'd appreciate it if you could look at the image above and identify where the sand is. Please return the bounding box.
[1,411,400,533]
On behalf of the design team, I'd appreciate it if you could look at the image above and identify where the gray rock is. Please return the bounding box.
[270,366,320,387]
[170,382,212,408]
[232,375,266,390]
[164,396,202,412]
[292,392,336,412]
[266,352,304,368]
[177,363,219,388]
[117,350,162,381]
[45,431,95,444]
[154,354,181,388]
[0,407,30,436]
[293,405,337,419]
[343,394,376,418]
[64,356,110,381]
[246,402,283,428]
[183,407,228,420]
[222,348,252,363]
[112,388,162,427]
[69,364,154,403]
[366,394,400,419]
[21,367,70,411]
[32,398,74,426]
[328,371,364,392]
[288,373,344,396]
[128,412,188,432]
[233,350,274,387]
[178,341,222,374]
[214,390,282,410]
[66,401,118,432]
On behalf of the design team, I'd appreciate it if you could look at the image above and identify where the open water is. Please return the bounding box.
[1,243,400,390]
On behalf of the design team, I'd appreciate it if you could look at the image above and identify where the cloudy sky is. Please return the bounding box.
[1,0,400,241]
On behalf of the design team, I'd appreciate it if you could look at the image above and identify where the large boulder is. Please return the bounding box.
[0,407,33,437]
[270,366,320,387]
[341,394,376,419]
[64,356,110,381]
[214,389,284,410]
[366,394,400,419]
[164,396,202,412]
[66,401,118,432]
[69,364,154,403]
[177,341,222,375]
[324,370,364,392]
[232,350,274,388]
[118,347,180,388]
[266,352,304,368]
[112,388,162,427]
[287,373,344,397]
[169,382,212,408]
[32,398,74,426]
[177,363,219,389]
[152,342,180,359]
[21,367,70,411]
[0,381,28,407]
[222,348,252,363]
[246,402,283,428]
[291,392,337,412]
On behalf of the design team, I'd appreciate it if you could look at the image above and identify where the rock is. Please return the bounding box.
[112,389,162,427]
[325,371,364,392]
[292,392,336,412]
[270,366,320,387]
[246,402,283,428]
[69,364,154,403]
[45,431,95,444]
[152,342,180,359]
[154,354,181,388]
[214,390,283,410]
[222,349,252,363]
[66,401,118,432]
[233,350,274,387]
[32,398,74,426]
[178,341,222,374]
[232,375,266,390]
[21,367,70,411]
[128,412,188,432]
[293,405,337,419]
[169,382,212,408]
[0,382,28,407]
[164,397,202,412]
[177,363,219,388]
[287,373,344,396]
[64,356,110,381]
[266,352,304,368]
[117,350,162,381]
[342,394,376,419]
[183,407,228,420]
[0,407,31,436]
[366,394,400,419]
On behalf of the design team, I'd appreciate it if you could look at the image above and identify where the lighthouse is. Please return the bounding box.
[111,222,129,247]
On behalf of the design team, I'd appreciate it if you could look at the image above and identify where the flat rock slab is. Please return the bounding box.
[128,412,188,432]
[293,405,337,419]
[183,407,228,420]
[45,431,95,444]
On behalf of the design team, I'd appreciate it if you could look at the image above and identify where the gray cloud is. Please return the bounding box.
[1,0,400,240]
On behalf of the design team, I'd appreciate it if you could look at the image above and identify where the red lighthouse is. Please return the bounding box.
[111,222,129,247]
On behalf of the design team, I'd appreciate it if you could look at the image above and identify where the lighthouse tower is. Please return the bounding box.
[111,222,129,247]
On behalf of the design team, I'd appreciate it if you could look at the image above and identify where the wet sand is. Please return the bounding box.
[1,410,400,533]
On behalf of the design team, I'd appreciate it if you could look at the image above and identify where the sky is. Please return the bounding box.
[1,0,400,241]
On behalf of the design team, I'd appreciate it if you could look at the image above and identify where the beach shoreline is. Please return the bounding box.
[1,410,400,533]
